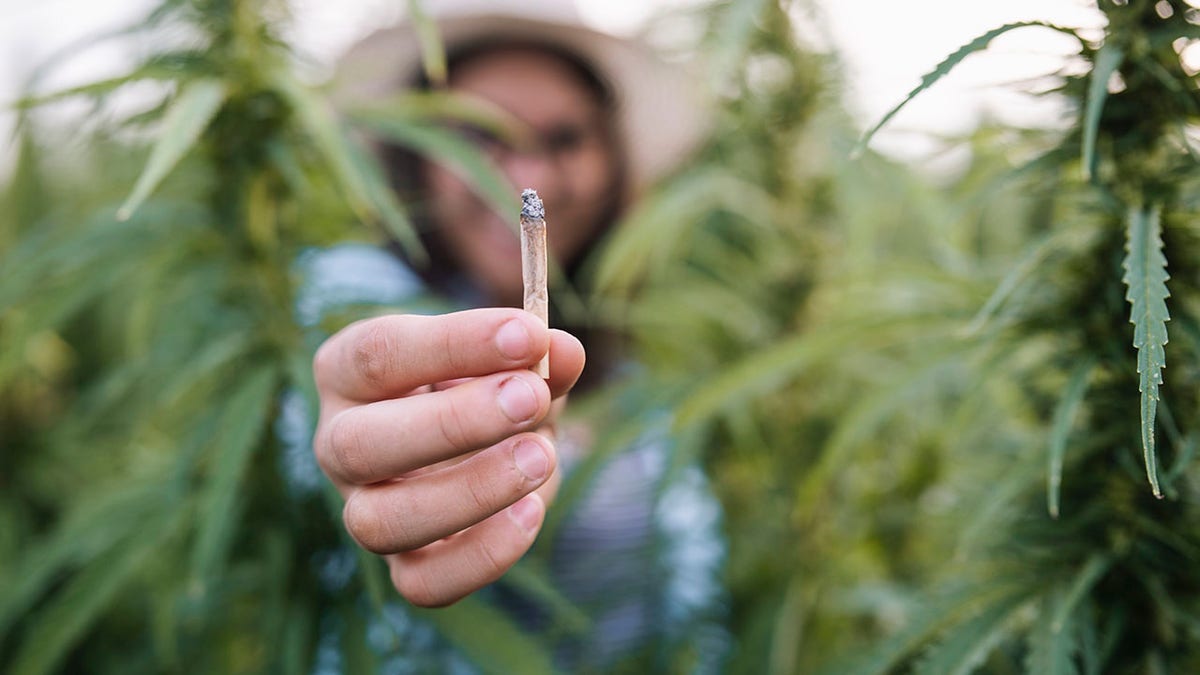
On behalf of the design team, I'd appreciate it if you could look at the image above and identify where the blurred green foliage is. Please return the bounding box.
[593,0,1200,673]
[3,0,1200,673]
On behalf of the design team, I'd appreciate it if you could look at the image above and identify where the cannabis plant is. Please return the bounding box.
[0,1,552,672]
[596,1,1200,673]
[820,2,1200,672]
[842,2,1200,672]
[589,0,967,671]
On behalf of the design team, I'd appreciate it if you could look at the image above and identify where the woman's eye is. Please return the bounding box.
[543,126,588,154]
[453,124,506,149]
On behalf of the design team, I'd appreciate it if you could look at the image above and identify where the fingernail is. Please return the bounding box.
[508,494,544,534]
[498,377,538,423]
[495,319,532,361]
[513,439,549,481]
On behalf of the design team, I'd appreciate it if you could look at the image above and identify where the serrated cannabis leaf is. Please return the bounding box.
[853,21,1081,157]
[1122,203,1169,497]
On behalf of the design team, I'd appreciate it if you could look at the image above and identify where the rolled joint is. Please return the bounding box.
[520,188,550,378]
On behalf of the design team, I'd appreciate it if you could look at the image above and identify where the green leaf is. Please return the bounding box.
[674,326,833,427]
[592,169,774,297]
[344,137,427,262]
[502,562,591,637]
[853,22,1080,157]
[0,208,171,315]
[407,0,446,86]
[1027,590,1080,675]
[955,457,1041,559]
[1082,43,1124,182]
[352,543,393,614]
[1048,357,1096,518]
[0,278,119,383]
[116,78,227,220]
[9,506,183,675]
[351,113,517,233]
[541,384,675,542]
[339,599,383,673]
[351,91,518,135]
[266,138,311,195]
[0,483,172,639]
[412,597,557,675]
[282,597,316,675]
[963,228,1078,337]
[158,331,260,415]
[12,59,185,110]
[1121,203,1169,497]
[323,478,393,615]
[1076,600,1101,675]
[190,364,281,586]
[681,312,960,427]
[912,591,1028,675]
[796,338,972,507]
[1161,427,1197,489]
[1052,555,1112,635]
[822,581,1019,675]
[276,74,425,262]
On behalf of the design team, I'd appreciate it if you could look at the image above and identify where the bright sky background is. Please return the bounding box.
[1,0,1108,172]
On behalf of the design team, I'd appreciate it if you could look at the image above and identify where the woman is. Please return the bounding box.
[292,0,726,670]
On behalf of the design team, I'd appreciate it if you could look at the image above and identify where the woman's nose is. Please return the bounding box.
[500,151,562,204]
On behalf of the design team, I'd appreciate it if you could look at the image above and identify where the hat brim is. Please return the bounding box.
[334,14,709,190]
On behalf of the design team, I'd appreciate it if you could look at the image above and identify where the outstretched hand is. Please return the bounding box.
[312,308,586,606]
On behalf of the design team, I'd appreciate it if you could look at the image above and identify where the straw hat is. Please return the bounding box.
[334,0,710,190]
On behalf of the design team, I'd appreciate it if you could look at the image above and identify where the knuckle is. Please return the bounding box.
[351,320,397,391]
[465,443,530,509]
[343,493,404,554]
[442,325,465,373]
[312,339,337,390]
[434,395,475,455]
[462,465,500,517]
[472,537,509,582]
[323,411,374,484]
[312,422,335,477]
[392,564,452,608]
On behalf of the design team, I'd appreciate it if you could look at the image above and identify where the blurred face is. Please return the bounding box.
[424,47,620,306]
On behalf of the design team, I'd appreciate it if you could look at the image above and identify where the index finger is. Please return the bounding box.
[314,308,549,402]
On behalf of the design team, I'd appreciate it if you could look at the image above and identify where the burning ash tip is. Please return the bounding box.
[521,188,544,220]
